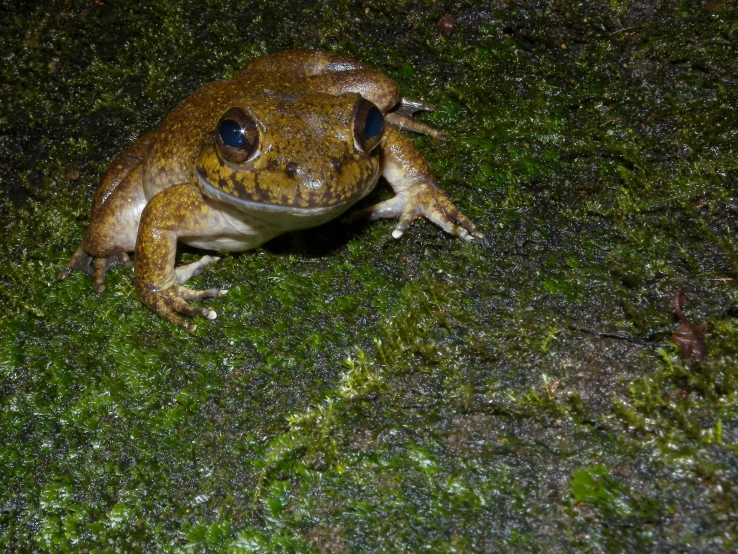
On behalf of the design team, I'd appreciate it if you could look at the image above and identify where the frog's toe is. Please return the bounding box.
[56,244,93,280]
[170,296,215,320]
[119,252,132,267]
[143,283,222,332]
[92,257,107,292]
[385,98,445,140]
[346,195,422,238]
[392,204,423,239]
[177,284,226,301]
[394,97,437,116]
[423,200,483,240]
[91,252,131,293]
[57,246,132,292]
[347,195,404,222]
[354,186,482,240]
[384,113,445,140]
[174,255,221,284]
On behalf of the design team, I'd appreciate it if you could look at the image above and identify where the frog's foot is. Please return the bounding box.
[361,127,482,241]
[385,98,445,140]
[353,183,482,241]
[56,244,131,293]
[174,255,221,284]
[140,282,227,333]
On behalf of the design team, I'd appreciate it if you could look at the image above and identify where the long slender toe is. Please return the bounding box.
[92,258,107,293]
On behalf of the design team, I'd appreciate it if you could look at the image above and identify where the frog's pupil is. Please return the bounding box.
[219,119,245,148]
[364,106,383,138]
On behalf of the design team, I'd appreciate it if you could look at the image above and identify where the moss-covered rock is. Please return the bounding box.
[1,1,737,551]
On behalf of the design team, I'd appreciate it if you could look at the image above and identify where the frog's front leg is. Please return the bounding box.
[357,127,481,240]
[134,184,227,332]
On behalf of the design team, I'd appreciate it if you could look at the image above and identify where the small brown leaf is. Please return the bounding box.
[438,14,455,36]
[670,286,707,361]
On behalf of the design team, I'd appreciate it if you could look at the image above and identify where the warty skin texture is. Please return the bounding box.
[58,50,480,331]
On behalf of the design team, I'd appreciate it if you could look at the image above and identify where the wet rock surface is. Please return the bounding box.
[1,1,736,551]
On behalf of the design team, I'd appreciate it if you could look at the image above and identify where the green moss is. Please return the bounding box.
[1,0,738,552]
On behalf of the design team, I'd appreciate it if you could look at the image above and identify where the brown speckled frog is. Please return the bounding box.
[58,50,481,331]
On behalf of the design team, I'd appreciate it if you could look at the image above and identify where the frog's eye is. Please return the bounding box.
[354,99,383,153]
[216,107,260,164]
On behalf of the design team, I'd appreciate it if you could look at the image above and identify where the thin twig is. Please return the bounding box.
[610,25,644,36]
[569,324,650,346]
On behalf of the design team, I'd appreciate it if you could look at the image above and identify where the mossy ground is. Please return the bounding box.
[1,0,737,551]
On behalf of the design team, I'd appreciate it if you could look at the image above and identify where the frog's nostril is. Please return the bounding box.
[285,161,298,177]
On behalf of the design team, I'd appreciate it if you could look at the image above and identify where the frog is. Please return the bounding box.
[57,50,481,332]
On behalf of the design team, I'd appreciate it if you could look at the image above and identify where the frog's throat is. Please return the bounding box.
[195,167,374,217]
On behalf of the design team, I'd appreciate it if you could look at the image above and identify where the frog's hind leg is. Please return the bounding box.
[251,50,444,139]
[89,133,153,215]
[242,50,368,78]
[301,68,443,139]
[57,134,152,292]
[385,98,445,140]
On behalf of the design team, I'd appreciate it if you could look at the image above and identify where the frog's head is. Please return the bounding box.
[194,91,383,219]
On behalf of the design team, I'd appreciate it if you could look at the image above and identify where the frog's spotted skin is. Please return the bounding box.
[58,50,480,331]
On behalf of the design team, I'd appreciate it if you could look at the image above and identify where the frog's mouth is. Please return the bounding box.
[195,167,375,218]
